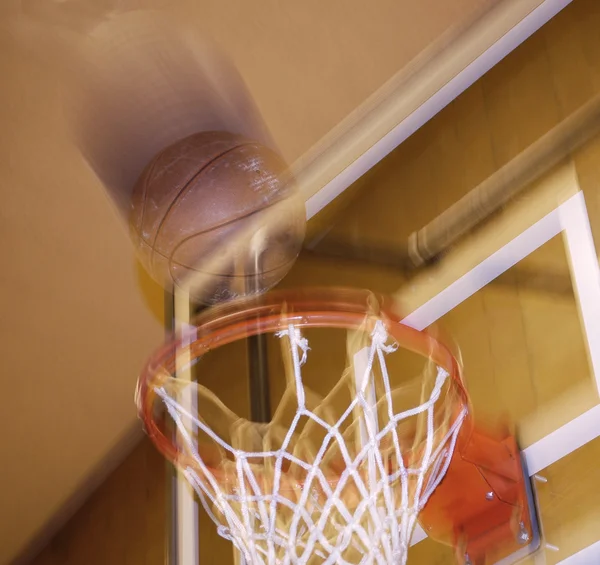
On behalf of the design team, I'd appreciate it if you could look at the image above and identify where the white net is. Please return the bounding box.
[144,317,467,565]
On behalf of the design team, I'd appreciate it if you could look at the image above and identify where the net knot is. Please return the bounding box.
[371,320,398,353]
[276,326,310,364]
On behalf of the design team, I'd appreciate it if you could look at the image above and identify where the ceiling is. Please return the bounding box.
[0,0,568,563]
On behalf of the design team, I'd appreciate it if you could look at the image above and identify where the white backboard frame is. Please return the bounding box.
[402,189,600,563]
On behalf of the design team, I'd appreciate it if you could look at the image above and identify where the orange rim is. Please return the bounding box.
[137,287,471,486]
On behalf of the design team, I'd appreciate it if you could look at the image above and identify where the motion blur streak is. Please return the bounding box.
[7,1,272,215]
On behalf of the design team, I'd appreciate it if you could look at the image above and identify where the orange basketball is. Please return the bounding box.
[129,131,306,304]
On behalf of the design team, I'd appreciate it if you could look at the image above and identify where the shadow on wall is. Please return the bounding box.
[135,260,165,324]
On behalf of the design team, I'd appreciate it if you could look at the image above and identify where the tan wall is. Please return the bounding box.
[0,45,165,565]
[26,0,600,563]
[26,439,167,565]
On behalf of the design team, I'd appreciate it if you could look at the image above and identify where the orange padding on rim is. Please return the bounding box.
[419,427,533,564]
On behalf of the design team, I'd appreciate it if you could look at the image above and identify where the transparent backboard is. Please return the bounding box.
[170,163,600,564]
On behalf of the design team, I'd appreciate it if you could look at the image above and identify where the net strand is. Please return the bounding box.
[153,320,466,565]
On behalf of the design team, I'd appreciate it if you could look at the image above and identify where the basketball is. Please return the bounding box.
[129,131,306,304]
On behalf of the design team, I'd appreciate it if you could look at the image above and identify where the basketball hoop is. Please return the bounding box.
[136,288,473,564]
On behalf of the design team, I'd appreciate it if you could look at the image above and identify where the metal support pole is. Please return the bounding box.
[164,290,180,565]
[246,246,271,423]
[248,332,270,422]
[166,239,272,565]
[164,290,178,565]
[307,93,600,272]
[166,288,200,565]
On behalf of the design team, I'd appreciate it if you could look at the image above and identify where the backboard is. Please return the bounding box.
[167,147,600,565]
[395,164,600,564]
[160,0,600,557]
